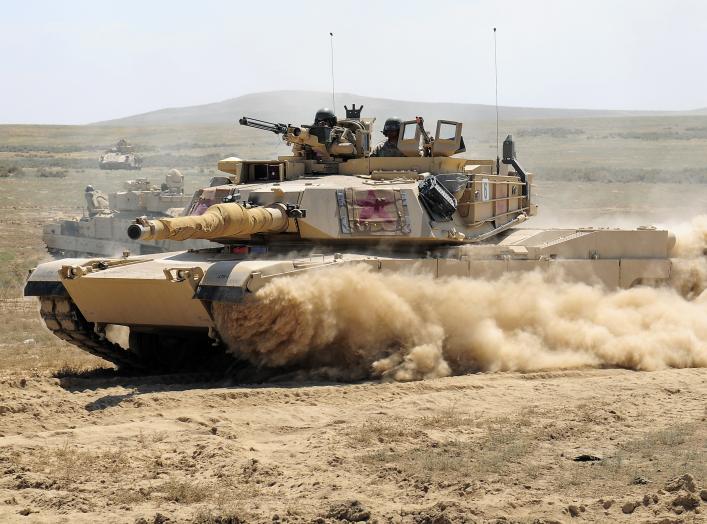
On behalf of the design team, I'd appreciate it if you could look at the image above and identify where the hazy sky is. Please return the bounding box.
[2,0,706,124]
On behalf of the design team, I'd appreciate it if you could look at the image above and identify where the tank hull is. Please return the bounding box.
[43,227,216,258]
[98,152,142,170]
[43,217,218,258]
[98,161,142,170]
[25,227,674,371]
[42,177,216,258]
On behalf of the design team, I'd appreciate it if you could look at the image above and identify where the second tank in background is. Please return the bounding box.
[42,169,218,257]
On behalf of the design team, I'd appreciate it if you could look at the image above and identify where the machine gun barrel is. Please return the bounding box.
[127,203,289,242]
[239,116,293,135]
[415,116,434,157]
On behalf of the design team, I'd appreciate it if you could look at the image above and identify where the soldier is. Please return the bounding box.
[313,108,355,143]
[84,185,110,216]
[370,117,405,157]
[313,107,337,128]
[305,108,356,158]
[163,168,184,194]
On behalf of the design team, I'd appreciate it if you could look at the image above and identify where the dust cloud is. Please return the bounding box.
[669,215,707,299]
[213,216,707,382]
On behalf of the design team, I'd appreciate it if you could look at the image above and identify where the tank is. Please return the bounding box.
[25,104,679,372]
[98,139,143,170]
[42,169,218,257]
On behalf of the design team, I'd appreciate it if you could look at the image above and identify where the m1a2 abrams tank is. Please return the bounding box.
[99,139,143,170]
[25,104,677,371]
[42,170,217,257]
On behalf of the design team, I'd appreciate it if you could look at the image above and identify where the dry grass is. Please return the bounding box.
[0,309,106,374]
[193,507,249,524]
[348,417,423,446]
[159,479,214,504]
[551,419,706,495]
[418,404,476,429]
[349,404,486,447]
[361,410,538,483]
[0,304,108,375]
[11,441,131,489]
[110,488,151,506]
[624,421,696,450]
[357,405,705,496]
[476,415,536,474]
[619,421,707,479]
[0,307,55,344]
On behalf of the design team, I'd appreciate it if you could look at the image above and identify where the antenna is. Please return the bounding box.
[329,32,336,111]
[493,27,500,175]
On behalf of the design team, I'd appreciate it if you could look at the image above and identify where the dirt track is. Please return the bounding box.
[1,365,705,523]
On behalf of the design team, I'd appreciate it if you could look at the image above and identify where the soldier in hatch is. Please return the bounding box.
[298,107,356,159]
[370,117,405,157]
[84,185,110,217]
[313,107,337,128]
[312,107,356,145]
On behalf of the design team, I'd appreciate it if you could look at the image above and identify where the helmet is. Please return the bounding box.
[382,117,403,136]
[85,185,94,192]
[314,107,337,127]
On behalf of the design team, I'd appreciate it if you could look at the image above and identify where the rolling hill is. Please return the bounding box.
[94,90,693,127]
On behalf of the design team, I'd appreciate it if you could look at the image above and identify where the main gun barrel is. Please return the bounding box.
[127,203,289,242]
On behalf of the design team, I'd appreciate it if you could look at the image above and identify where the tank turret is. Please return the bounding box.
[145,114,532,246]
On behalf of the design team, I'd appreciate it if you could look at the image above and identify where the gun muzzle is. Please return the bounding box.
[128,203,289,242]
[127,223,150,240]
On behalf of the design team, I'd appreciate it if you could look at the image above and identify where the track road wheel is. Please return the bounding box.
[38,296,144,371]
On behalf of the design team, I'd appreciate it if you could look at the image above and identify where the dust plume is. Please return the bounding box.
[213,217,707,382]
[669,215,707,299]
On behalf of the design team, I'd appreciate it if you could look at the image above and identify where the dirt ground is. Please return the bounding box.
[0,303,705,523]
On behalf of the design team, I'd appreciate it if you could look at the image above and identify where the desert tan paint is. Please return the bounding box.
[135,203,289,241]
[26,117,681,355]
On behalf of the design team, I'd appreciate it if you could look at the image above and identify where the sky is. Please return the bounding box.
[1,0,706,124]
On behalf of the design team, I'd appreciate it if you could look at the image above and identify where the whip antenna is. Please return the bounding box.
[493,27,500,175]
[329,32,336,111]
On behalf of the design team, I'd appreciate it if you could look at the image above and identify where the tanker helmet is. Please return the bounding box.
[382,117,403,136]
[314,107,337,127]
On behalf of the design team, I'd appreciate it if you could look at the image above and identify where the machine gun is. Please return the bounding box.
[239,115,357,160]
[238,117,300,137]
[415,116,434,157]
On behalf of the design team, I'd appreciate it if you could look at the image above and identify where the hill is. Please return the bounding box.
[93,90,690,127]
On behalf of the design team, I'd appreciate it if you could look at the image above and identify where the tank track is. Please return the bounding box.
[39,296,144,370]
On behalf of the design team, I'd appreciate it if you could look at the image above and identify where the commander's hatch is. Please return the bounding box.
[397,120,422,157]
[432,120,465,157]
[397,119,466,157]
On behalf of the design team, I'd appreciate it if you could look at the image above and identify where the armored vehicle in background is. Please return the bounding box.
[26,104,678,372]
[98,139,143,170]
[42,170,217,257]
